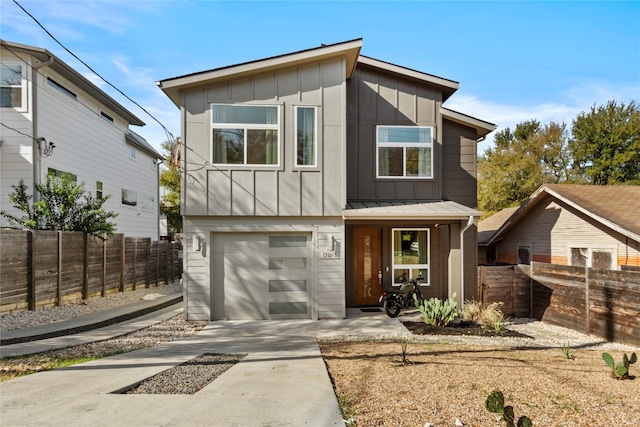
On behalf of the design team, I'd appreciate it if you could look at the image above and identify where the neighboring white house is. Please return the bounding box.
[0,40,162,239]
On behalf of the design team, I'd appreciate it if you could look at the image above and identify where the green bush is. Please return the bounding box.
[413,293,461,327]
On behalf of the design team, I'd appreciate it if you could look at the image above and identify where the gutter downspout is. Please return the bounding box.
[460,215,475,308]
[32,54,54,201]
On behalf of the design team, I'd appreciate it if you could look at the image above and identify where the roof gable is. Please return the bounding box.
[158,39,363,106]
[1,40,145,126]
[487,184,640,244]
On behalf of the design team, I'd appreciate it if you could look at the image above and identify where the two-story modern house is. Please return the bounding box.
[1,40,162,239]
[158,39,495,320]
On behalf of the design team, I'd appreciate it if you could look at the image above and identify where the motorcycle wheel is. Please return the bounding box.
[383,300,401,318]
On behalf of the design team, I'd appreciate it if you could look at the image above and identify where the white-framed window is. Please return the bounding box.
[568,246,615,269]
[0,62,26,109]
[141,194,155,211]
[129,146,136,159]
[121,189,137,206]
[392,228,430,286]
[47,167,77,182]
[517,246,531,265]
[295,106,317,167]
[211,104,280,166]
[96,181,103,199]
[377,126,433,178]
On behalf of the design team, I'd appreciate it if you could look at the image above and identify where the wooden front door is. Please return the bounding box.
[354,227,382,305]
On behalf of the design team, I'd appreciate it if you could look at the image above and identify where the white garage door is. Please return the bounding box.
[212,233,312,320]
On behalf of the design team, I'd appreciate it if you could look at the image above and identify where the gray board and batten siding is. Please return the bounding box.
[181,57,348,219]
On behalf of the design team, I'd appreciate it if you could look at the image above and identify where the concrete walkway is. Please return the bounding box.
[2,302,638,427]
[1,306,410,427]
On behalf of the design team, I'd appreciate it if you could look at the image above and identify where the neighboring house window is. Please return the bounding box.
[101,111,114,123]
[141,194,155,211]
[47,77,77,99]
[211,104,279,166]
[392,228,429,286]
[377,126,433,178]
[295,106,317,167]
[0,63,25,109]
[130,146,136,159]
[47,168,77,182]
[517,246,531,265]
[122,189,137,206]
[569,247,614,269]
[96,181,103,199]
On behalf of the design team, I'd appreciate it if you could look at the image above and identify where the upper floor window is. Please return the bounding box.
[211,104,279,166]
[376,126,433,178]
[295,106,317,167]
[0,63,25,109]
[47,168,77,182]
[130,146,136,159]
[47,77,77,100]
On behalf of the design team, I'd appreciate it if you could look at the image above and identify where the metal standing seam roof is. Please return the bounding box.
[343,201,481,220]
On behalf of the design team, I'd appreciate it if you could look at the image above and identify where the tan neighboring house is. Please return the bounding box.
[478,184,640,269]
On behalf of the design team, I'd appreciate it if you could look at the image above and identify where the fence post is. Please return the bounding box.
[585,265,590,334]
[27,230,35,311]
[164,242,169,285]
[529,262,534,318]
[83,232,89,300]
[57,231,62,306]
[102,236,107,297]
[145,238,151,288]
[155,241,160,287]
[119,235,125,292]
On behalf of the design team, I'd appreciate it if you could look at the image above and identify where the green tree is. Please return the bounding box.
[478,120,575,217]
[0,174,117,238]
[570,100,640,184]
[159,139,182,232]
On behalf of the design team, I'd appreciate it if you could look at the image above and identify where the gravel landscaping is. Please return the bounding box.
[321,340,640,427]
[122,353,247,395]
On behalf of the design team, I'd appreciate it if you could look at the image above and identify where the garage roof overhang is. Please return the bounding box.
[343,201,482,221]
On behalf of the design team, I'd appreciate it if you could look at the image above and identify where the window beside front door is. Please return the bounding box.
[376,126,433,178]
[392,228,429,286]
[211,104,280,166]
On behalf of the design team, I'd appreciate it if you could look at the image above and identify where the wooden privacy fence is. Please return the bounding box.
[479,262,640,346]
[0,230,182,313]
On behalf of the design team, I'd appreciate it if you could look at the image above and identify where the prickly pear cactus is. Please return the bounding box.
[485,390,533,427]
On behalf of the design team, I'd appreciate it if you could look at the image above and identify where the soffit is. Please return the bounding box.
[441,107,496,138]
[1,40,145,126]
[158,39,363,106]
[357,55,459,101]
[343,200,481,220]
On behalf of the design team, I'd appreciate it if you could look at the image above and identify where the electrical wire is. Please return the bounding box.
[11,0,175,144]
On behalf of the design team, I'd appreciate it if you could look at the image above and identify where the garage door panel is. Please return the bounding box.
[212,232,312,320]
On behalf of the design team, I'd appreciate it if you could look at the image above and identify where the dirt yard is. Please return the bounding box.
[320,341,639,426]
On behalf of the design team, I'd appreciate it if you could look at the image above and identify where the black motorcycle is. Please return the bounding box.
[379,276,425,317]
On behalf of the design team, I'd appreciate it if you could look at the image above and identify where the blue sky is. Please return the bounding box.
[1,0,638,154]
